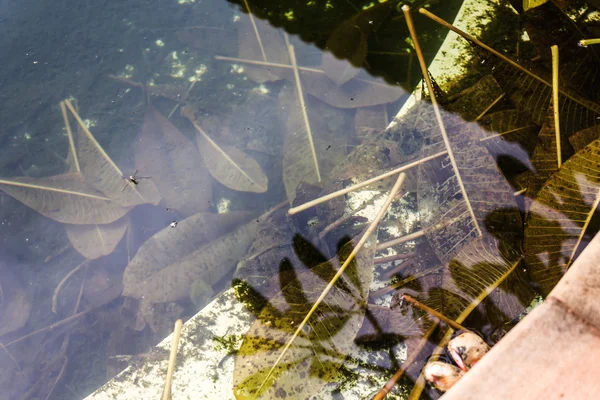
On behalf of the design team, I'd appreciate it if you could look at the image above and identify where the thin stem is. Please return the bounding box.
[579,38,600,47]
[371,265,444,297]
[162,319,183,400]
[375,252,416,266]
[5,310,91,347]
[60,101,80,173]
[287,41,321,182]
[242,0,268,62]
[419,8,599,111]
[0,179,111,201]
[255,173,407,397]
[402,295,466,331]
[403,5,481,237]
[474,93,505,121]
[289,151,446,215]
[52,260,88,314]
[371,321,439,400]
[63,100,124,177]
[214,55,393,88]
[381,257,415,279]
[376,230,425,251]
[551,45,561,168]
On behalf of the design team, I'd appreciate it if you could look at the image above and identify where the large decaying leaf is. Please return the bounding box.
[479,109,539,172]
[122,212,255,303]
[493,62,600,138]
[136,107,212,216]
[418,112,522,264]
[65,217,129,260]
[185,110,268,193]
[526,103,566,197]
[0,174,130,225]
[524,138,600,294]
[233,234,377,399]
[280,86,348,203]
[64,100,161,207]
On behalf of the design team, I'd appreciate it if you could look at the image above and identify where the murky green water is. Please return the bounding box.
[0,0,599,398]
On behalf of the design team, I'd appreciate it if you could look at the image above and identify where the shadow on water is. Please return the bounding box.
[0,0,599,399]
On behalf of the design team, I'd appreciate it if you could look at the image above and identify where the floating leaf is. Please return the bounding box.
[0,174,130,225]
[233,235,376,399]
[183,107,268,193]
[122,212,254,303]
[65,217,129,260]
[63,100,161,207]
[524,138,600,294]
[136,106,213,215]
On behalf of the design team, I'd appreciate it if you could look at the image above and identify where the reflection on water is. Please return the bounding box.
[0,0,599,398]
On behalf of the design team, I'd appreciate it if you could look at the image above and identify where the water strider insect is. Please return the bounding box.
[121,170,150,191]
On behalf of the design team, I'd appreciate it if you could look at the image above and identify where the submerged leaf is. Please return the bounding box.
[233,235,376,399]
[524,138,600,294]
[0,266,31,336]
[418,112,522,263]
[0,174,130,224]
[238,13,289,83]
[65,217,129,260]
[184,109,268,193]
[64,100,161,207]
[280,86,348,203]
[136,107,212,216]
[527,103,566,198]
[122,212,254,303]
[322,24,367,85]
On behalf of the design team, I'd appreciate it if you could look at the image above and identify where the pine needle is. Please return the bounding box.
[551,45,561,168]
[255,172,407,397]
[403,5,482,237]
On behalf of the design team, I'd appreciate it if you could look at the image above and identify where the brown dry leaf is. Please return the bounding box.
[526,103,566,198]
[524,138,600,294]
[136,106,213,216]
[64,100,161,207]
[0,173,131,225]
[65,217,129,260]
[238,13,289,83]
[183,107,268,193]
[123,216,258,303]
[0,266,31,336]
[569,124,600,152]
